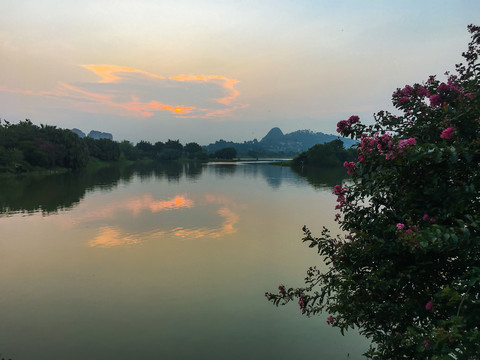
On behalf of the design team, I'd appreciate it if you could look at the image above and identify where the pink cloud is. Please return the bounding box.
[0,64,245,119]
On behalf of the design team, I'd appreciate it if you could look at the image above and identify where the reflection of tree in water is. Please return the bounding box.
[221,163,347,190]
[154,162,183,182]
[184,162,203,181]
[0,162,204,216]
[128,162,189,183]
[258,164,291,189]
[205,162,348,190]
[290,165,348,189]
[208,164,238,178]
[0,162,348,215]
[0,165,135,215]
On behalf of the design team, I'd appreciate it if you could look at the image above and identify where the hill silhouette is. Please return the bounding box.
[204,127,356,157]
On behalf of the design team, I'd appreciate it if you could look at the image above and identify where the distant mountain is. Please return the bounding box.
[261,128,356,153]
[71,128,86,138]
[261,127,284,143]
[87,130,113,140]
[71,129,113,140]
[204,127,356,157]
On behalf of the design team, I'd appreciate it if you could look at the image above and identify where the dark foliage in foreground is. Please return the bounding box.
[267,25,480,359]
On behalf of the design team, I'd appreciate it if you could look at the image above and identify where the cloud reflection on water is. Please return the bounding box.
[87,193,240,248]
[89,226,142,248]
[171,207,239,240]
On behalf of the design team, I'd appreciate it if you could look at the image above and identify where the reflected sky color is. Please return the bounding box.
[89,225,142,247]
[64,194,195,224]
[124,194,194,215]
[171,206,239,240]
[0,164,370,359]
[86,193,240,247]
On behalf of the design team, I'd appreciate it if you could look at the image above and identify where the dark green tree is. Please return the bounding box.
[84,137,120,161]
[292,139,356,168]
[160,139,183,160]
[267,25,480,359]
[213,147,237,160]
[154,141,165,153]
[184,142,204,159]
[135,140,155,158]
[0,120,89,172]
[119,140,139,161]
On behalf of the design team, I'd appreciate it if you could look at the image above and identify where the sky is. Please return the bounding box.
[1,0,479,145]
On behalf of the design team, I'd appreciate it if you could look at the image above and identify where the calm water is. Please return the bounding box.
[0,162,369,359]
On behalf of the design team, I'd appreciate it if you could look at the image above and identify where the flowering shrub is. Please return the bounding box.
[266,25,480,359]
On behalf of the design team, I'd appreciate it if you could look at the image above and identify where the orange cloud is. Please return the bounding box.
[0,64,245,119]
[82,64,165,83]
[170,74,240,105]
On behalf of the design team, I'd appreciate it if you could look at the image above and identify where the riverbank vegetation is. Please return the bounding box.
[291,139,356,168]
[0,119,244,174]
[267,24,480,359]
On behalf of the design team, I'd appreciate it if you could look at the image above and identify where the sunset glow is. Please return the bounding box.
[82,64,165,83]
[1,1,478,144]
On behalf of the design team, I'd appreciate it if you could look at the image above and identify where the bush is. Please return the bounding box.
[292,139,356,167]
[266,25,480,359]
[213,147,237,160]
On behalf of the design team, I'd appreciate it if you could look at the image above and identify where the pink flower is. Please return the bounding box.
[422,214,430,221]
[440,127,455,139]
[398,96,410,105]
[401,85,414,96]
[343,161,356,175]
[332,185,348,196]
[326,316,334,325]
[429,94,442,107]
[396,223,405,229]
[348,115,360,124]
[398,138,417,149]
[278,285,286,295]
[425,301,433,311]
[337,115,360,134]
[416,86,429,98]
[336,120,349,134]
[298,295,306,314]
[438,82,451,92]
[424,340,429,348]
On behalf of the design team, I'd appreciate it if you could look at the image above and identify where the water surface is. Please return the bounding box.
[0,163,368,359]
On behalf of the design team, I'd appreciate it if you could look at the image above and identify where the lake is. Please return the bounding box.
[0,162,369,359]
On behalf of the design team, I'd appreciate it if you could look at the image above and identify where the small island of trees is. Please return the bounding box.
[291,138,356,168]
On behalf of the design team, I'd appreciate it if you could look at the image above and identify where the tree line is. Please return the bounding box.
[290,139,356,168]
[0,119,237,174]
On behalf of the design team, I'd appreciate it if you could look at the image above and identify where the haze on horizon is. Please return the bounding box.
[1,0,478,145]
